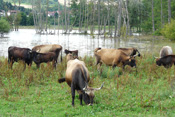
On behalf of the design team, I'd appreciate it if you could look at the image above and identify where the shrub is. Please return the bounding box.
[0,18,10,37]
[161,19,175,40]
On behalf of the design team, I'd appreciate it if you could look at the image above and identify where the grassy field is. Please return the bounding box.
[0,52,175,116]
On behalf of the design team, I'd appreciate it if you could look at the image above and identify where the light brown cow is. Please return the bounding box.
[94,48,137,69]
[58,55,103,106]
[32,44,62,62]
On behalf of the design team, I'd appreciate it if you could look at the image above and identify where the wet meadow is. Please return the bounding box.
[0,50,175,116]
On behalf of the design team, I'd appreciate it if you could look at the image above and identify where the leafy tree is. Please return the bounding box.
[27,13,34,25]
[14,12,21,31]
[161,19,175,40]
[0,18,10,37]
[20,12,27,26]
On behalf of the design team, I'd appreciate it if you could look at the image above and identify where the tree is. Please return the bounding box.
[27,13,34,25]
[20,12,27,26]
[0,19,10,37]
[14,12,21,31]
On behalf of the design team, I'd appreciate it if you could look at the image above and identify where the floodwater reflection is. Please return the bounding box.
[0,29,170,58]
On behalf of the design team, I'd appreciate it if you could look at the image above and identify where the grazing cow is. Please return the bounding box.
[32,51,58,68]
[8,46,33,69]
[32,44,62,62]
[65,49,78,60]
[118,47,141,57]
[94,48,137,69]
[159,46,173,58]
[58,55,103,106]
[156,55,175,68]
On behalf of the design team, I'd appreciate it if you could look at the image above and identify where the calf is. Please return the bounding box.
[32,44,62,62]
[32,51,58,68]
[156,55,175,68]
[58,55,103,106]
[8,46,33,69]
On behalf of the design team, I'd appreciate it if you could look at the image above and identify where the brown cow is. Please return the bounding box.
[58,55,103,106]
[94,48,137,69]
[156,55,175,68]
[32,44,62,62]
[118,47,141,57]
[32,51,58,68]
[8,46,33,70]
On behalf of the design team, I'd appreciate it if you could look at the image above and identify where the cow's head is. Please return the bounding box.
[65,49,78,59]
[156,58,161,66]
[82,83,104,106]
[133,48,141,57]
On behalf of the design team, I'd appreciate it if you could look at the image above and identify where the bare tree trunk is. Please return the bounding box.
[45,0,49,33]
[64,0,67,33]
[152,0,155,32]
[125,0,131,36]
[57,1,60,34]
[168,0,171,23]
[117,0,122,37]
[161,0,163,27]
[98,0,101,35]
[79,0,82,32]
[107,0,111,36]
[114,4,117,38]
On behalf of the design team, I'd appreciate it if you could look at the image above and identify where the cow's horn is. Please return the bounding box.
[83,85,88,91]
[93,82,104,91]
[153,56,158,59]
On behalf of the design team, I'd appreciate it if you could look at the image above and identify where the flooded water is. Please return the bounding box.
[0,29,173,58]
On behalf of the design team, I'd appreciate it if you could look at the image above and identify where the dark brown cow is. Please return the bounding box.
[58,55,103,106]
[64,49,78,60]
[8,46,33,69]
[32,51,58,68]
[118,47,141,57]
[32,44,62,62]
[156,55,175,68]
[94,48,137,69]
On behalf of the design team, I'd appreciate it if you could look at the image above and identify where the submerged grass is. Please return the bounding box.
[0,54,175,116]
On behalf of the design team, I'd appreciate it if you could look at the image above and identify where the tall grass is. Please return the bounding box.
[0,54,175,116]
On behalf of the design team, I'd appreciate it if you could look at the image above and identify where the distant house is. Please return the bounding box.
[7,10,19,16]
[0,10,5,17]
[48,11,61,17]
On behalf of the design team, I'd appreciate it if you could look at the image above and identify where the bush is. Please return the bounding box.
[161,19,175,40]
[0,18,10,37]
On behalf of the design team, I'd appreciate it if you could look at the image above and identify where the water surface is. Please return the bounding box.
[0,29,172,58]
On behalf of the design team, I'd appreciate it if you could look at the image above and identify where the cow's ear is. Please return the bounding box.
[64,49,69,54]
[129,59,131,62]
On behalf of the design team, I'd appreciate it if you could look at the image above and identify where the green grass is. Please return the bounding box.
[0,54,175,116]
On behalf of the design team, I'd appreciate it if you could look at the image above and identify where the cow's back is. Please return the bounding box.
[32,44,62,53]
[65,59,89,86]
[96,49,121,65]
[160,46,173,58]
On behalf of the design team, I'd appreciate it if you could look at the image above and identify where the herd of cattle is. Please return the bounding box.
[7,45,174,106]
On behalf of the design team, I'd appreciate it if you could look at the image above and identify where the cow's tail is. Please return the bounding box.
[60,49,62,62]
[58,77,65,83]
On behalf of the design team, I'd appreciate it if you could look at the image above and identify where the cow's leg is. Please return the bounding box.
[79,93,83,105]
[77,90,83,105]
[37,64,40,68]
[71,83,75,106]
